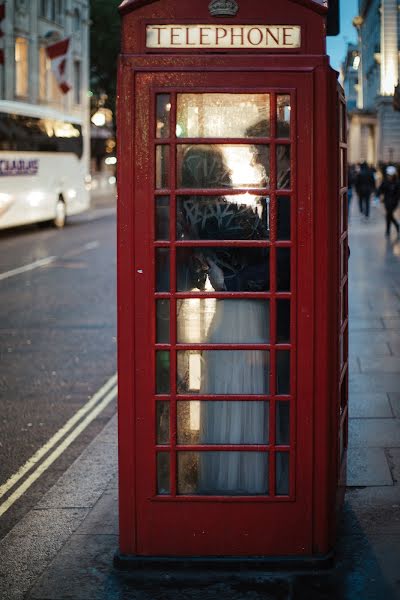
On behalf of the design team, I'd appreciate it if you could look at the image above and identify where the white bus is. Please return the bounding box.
[0,101,90,230]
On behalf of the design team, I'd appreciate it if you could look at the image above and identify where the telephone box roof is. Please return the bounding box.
[119,0,328,16]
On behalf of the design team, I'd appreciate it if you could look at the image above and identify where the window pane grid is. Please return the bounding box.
[154,91,294,499]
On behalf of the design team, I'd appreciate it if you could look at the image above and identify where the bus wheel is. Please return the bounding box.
[54,196,67,229]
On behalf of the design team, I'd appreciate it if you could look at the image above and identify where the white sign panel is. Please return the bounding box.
[146,25,301,50]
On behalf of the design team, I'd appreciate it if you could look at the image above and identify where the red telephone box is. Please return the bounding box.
[116,0,349,566]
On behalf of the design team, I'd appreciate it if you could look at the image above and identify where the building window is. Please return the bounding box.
[56,0,64,24]
[74,60,81,105]
[15,37,29,98]
[73,8,80,31]
[39,0,47,17]
[39,46,62,104]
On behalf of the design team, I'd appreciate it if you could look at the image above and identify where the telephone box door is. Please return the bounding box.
[133,70,315,557]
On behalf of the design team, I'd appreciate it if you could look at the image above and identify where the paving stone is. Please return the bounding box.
[387,448,400,485]
[347,448,393,486]
[8,507,89,539]
[349,341,391,358]
[349,393,393,418]
[389,393,400,418]
[77,490,118,536]
[383,318,400,330]
[349,373,400,394]
[342,487,400,535]
[359,356,400,373]
[349,419,400,447]
[349,318,384,331]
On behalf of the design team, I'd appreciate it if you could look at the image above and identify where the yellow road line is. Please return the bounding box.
[0,385,117,518]
[0,373,117,501]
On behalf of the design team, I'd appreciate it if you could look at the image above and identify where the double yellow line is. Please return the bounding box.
[0,374,118,518]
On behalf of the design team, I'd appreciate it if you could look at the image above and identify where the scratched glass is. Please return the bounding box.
[177,94,270,138]
[277,145,291,189]
[177,452,269,496]
[156,401,170,445]
[277,95,291,138]
[156,94,171,139]
[177,145,270,189]
[177,350,270,395]
[155,196,170,240]
[277,196,291,240]
[177,401,270,445]
[177,299,270,344]
[176,195,270,240]
[276,452,290,496]
[155,145,170,189]
[157,452,170,495]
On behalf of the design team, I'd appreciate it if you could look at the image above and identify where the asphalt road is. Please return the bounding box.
[0,203,117,539]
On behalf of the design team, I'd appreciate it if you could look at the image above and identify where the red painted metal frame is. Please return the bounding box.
[117,0,344,560]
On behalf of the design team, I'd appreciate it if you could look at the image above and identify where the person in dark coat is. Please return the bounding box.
[376,165,400,238]
[355,162,376,219]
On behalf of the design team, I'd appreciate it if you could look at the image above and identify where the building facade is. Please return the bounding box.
[0,0,89,165]
[344,0,400,167]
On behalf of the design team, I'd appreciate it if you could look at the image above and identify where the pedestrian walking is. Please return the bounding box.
[355,162,376,219]
[376,165,400,238]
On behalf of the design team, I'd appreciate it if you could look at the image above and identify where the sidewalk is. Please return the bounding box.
[0,202,399,600]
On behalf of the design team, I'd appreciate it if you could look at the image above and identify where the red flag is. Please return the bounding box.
[45,38,71,95]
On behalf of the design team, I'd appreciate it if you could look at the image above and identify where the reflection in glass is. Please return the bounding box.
[277,196,291,240]
[156,248,170,292]
[156,351,170,394]
[156,94,171,139]
[276,452,290,496]
[156,145,170,189]
[157,452,170,495]
[177,401,269,445]
[277,351,290,395]
[177,299,269,344]
[177,195,270,241]
[277,95,291,138]
[177,452,269,495]
[276,248,290,292]
[156,299,170,343]
[176,247,270,292]
[157,402,170,445]
[177,145,270,189]
[277,145,291,189]
[155,196,169,240]
[177,94,270,138]
[276,401,290,445]
[277,300,290,343]
[177,350,270,395]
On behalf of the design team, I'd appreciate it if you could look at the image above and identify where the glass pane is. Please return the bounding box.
[156,94,171,139]
[156,299,170,344]
[177,299,270,344]
[276,401,290,445]
[156,248,170,292]
[277,248,290,292]
[177,452,269,495]
[157,452,170,495]
[177,350,270,395]
[156,145,170,189]
[276,452,290,496]
[277,95,291,138]
[277,145,291,189]
[156,351,170,394]
[177,401,269,445]
[277,300,290,343]
[277,351,290,395]
[177,195,270,241]
[177,145,270,189]
[176,247,270,292]
[277,196,291,240]
[155,196,169,240]
[157,401,170,445]
[177,94,270,138]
